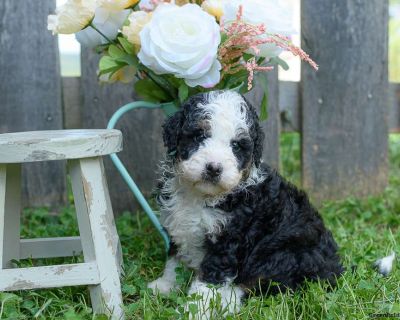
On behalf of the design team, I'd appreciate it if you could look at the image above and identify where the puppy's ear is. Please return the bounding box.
[162,110,184,157]
[242,96,265,167]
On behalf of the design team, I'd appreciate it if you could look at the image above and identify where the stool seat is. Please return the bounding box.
[0,129,122,163]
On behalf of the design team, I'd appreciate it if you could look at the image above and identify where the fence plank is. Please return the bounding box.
[279,81,399,133]
[389,83,400,132]
[64,78,399,134]
[62,77,82,129]
[280,81,300,133]
[80,50,165,214]
[0,0,66,207]
[246,70,280,169]
[301,0,389,201]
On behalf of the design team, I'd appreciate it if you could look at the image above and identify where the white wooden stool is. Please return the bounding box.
[0,130,125,319]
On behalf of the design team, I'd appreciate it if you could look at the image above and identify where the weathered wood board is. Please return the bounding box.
[0,262,99,291]
[0,164,21,268]
[279,81,400,133]
[62,77,82,129]
[20,237,82,259]
[388,83,400,132]
[280,81,301,133]
[301,0,389,200]
[0,0,66,207]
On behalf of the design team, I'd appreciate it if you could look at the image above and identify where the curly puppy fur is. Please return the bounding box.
[149,91,343,318]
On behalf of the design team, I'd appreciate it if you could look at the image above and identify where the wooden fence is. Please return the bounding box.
[0,0,398,213]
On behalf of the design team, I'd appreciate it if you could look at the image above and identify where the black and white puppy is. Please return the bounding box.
[148,91,343,317]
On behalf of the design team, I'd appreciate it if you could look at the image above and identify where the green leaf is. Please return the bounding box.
[255,72,269,121]
[270,56,290,70]
[242,53,254,61]
[178,83,189,103]
[98,55,120,75]
[108,44,125,59]
[223,70,248,90]
[220,32,228,44]
[122,284,137,295]
[358,280,374,290]
[94,43,111,54]
[143,68,178,100]
[260,93,268,121]
[231,82,245,93]
[165,75,183,89]
[118,37,134,55]
[115,53,138,66]
[134,78,171,103]
[188,303,198,315]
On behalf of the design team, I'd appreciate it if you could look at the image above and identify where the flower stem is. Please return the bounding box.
[142,69,176,101]
[90,22,114,44]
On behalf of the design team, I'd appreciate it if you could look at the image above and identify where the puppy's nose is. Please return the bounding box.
[205,162,223,178]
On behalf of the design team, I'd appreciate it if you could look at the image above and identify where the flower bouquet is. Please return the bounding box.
[48,0,317,119]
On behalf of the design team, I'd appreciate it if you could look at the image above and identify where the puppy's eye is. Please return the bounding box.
[231,141,241,151]
[193,130,206,142]
[232,138,252,152]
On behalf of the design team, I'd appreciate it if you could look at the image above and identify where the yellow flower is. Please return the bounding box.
[201,0,224,21]
[175,0,191,5]
[47,0,96,34]
[122,11,152,50]
[99,65,137,84]
[97,0,140,11]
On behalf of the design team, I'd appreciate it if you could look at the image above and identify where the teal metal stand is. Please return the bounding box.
[107,101,177,252]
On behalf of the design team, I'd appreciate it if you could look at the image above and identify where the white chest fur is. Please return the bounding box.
[160,188,227,269]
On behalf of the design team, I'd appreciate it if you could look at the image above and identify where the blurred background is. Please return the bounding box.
[0,0,399,213]
[57,0,400,83]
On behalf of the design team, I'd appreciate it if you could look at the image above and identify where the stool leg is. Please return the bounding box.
[0,164,21,269]
[69,158,124,320]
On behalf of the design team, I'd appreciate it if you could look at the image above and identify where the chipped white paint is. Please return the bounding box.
[70,157,124,319]
[375,252,396,276]
[0,164,21,268]
[20,237,82,259]
[0,262,99,291]
[0,130,122,163]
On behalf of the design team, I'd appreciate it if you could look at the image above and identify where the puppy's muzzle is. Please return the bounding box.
[203,162,223,183]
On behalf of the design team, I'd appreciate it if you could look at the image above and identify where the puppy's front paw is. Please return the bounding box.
[184,278,244,319]
[148,277,176,295]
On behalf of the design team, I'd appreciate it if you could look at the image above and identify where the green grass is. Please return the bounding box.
[1,134,400,320]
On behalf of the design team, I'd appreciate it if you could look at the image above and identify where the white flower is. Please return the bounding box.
[97,0,139,10]
[222,0,295,59]
[47,0,96,34]
[201,0,225,21]
[138,0,156,11]
[138,4,222,88]
[139,0,190,11]
[75,7,130,47]
[122,11,152,49]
